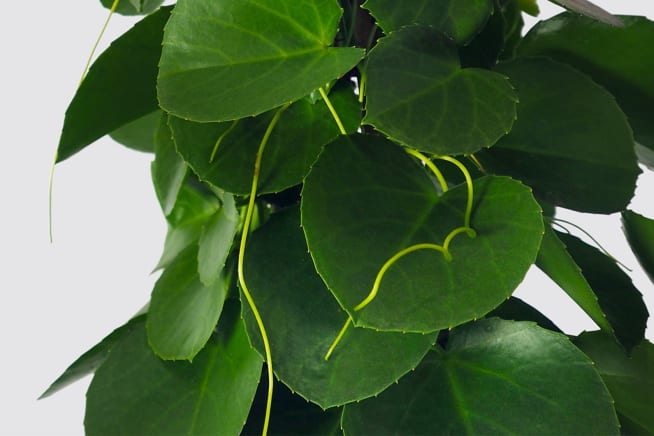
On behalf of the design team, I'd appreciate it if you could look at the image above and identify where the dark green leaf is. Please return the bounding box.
[557,231,648,352]
[342,318,620,435]
[458,3,506,69]
[157,0,364,122]
[477,57,639,213]
[363,0,493,44]
[497,0,525,60]
[57,6,171,162]
[243,370,342,436]
[85,303,262,435]
[151,114,187,217]
[548,1,623,27]
[536,225,613,334]
[622,210,654,284]
[301,135,543,333]
[39,315,145,399]
[242,207,435,407]
[100,0,164,16]
[488,296,562,332]
[575,331,654,434]
[520,14,654,149]
[636,144,654,171]
[147,244,228,360]
[198,194,239,285]
[169,86,360,195]
[109,110,161,153]
[364,26,517,155]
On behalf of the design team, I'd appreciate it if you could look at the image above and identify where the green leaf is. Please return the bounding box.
[100,0,164,16]
[151,114,187,217]
[458,3,506,69]
[636,143,654,171]
[477,57,639,213]
[147,244,228,360]
[536,225,613,334]
[363,26,517,155]
[242,207,436,407]
[622,210,654,284]
[363,0,493,44]
[169,86,360,195]
[342,318,620,435]
[557,231,648,352]
[198,194,239,285]
[547,1,623,27]
[39,315,145,399]
[488,296,562,332]
[301,135,543,333]
[157,0,364,122]
[109,110,161,153]
[56,6,171,162]
[575,331,654,434]
[520,14,654,149]
[243,371,342,436]
[85,303,262,435]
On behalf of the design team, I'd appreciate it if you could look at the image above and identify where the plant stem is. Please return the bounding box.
[319,87,347,135]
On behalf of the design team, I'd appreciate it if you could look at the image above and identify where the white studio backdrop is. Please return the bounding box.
[1,1,652,434]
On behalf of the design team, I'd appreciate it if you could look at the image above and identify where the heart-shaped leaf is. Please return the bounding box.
[342,318,620,435]
[242,207,436,408]
[169,86,360,195]
[157,0,364,122]
[363,0,493,44]
[85,303,262,435]
[57,6,171,162]
[301,135,543,333]
[477,57,640,213]
[363,26,517,155]
[147,244,228,360]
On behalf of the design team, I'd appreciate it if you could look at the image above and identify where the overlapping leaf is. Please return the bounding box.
[488,296,562,332]
[342,318,620,435]
[242,207,436,407]
[622,211,654,283]
[110,110,161,153]
[169,86,360,195]
[547,1,623,27]
[151,114,187,217]
[363,0,493,44]
[477,57,639,213]
[364,26,517,155]
[57,6,171,162]
[558,231,648,352]
[157,0,364,122]
[197,194,239,286]
[147,244,228,360]
[575,331,654,434]
[301,135,543,333]
[85,304,262,435]
[100,0,164,16]
[520,14,654,149]
[536,225,613,334]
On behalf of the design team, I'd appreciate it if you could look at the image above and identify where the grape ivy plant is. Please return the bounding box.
[44,0,654,434]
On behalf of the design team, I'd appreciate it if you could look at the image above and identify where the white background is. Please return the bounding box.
[1,1,652,434]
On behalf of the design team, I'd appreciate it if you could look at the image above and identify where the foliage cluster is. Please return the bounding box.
[45,0,654,434]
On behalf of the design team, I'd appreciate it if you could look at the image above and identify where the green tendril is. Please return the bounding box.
[435,155,475,230]
[405,149,448,193]
[319,86,347,135]
[80,0,120,85]
[358,70,366,104]
[210,119,239,163]
[324,317,352,361]
[238,102,290,436]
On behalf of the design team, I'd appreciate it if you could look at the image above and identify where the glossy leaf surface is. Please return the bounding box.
[536,225,613,334]
[622,210,654,284]
[488,296,561,332]
[557,232,648,352]
[364,26,517,155]
[109,110,161,153]
[477,57,639,213]
[158,0,364,122]
[520,14,654,149]
[151,114,187,217]
[169,86,360,195]
[85,305,262,435]
[40,315,145,399]
[242,207,435,407]
[342,318,620,435]
[57,6,171,162]
[100,0,164,16]
[197,194,239,285]
[302,135,543,332]
[575,331,654,434]
[363,0,493,44]
[147,244,227,360]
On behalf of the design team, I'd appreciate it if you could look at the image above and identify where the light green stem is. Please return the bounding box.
[319,87,347,135]
[405,149,448,193]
